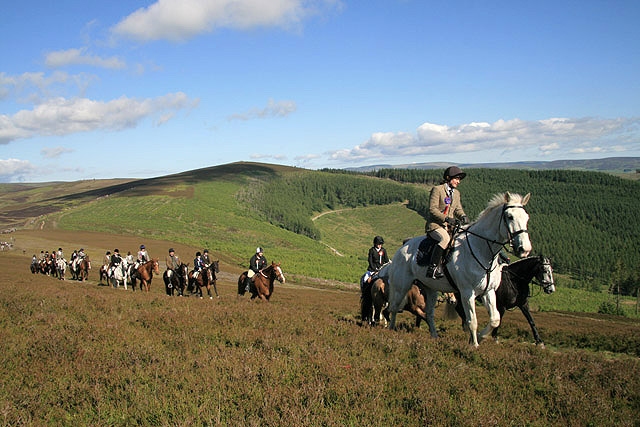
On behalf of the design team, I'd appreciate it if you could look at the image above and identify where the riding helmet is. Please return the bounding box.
[140,244,145,249]
[114,249,119,253]
[169,248,174,253]
[196,251,201,257]
[443,166,466,181]
[373,236,384,246]
[256,247,263,254]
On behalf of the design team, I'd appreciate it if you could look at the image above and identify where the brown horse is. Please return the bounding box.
[78,256,91,282]
[99,265,109,284]
[132,259,159,292]
[237,262,285,301]
[365,276,457,327]
[187,260,220,299]
[206,260,220,298]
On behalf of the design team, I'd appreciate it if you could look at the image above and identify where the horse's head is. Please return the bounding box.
[536,256,555,294]
[501,192,532,258]
[152,259,160,274]
[212,260,220,273]
[179,262,189,277]
[272,262,285,284]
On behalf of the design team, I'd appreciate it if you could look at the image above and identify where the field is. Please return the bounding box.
[1,230,639,426]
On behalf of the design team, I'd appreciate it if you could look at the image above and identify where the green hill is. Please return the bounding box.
[2,162,639,296]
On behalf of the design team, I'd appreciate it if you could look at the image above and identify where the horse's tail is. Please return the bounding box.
[237,272,247,295]
[360,279,373,322]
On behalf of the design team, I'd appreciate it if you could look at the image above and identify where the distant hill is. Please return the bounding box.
[348,156,640,174]
[2,160,639,287]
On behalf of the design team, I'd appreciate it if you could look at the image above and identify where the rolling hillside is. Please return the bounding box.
[2,161,639,294]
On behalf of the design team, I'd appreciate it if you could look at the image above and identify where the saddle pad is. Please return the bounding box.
[415,237,435,267]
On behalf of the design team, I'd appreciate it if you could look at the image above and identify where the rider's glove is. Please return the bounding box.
[445,217,456,225]
[461,216,470,225]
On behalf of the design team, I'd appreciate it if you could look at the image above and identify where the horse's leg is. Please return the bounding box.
[491,307,506,341]
[206,285,212,300]
[422,288,439,338]
[389,311,398,330]
[478,290,500,343]
[460,292,479,347]
[211,279,219,298]
[519,302,545,347]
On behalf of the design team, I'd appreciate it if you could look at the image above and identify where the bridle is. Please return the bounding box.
[532,258,554,294]
[457,204,530,295]
[260,264,284,283]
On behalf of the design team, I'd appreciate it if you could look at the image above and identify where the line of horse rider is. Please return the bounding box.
[30,248,90,280]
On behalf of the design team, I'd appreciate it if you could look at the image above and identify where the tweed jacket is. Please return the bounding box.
[426,183,466,232]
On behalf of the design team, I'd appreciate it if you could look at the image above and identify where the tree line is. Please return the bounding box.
[243,167,640,295]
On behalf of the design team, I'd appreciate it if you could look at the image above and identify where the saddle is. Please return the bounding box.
[415,237,437,267]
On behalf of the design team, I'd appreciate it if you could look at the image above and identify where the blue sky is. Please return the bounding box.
[1,0,639,182]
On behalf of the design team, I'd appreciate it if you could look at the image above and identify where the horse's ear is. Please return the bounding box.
[522,193,531,206]
[504,192,512,202]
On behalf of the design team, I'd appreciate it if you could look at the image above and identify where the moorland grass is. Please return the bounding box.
[1,252,639,426]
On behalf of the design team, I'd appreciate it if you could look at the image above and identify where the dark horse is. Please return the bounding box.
[131,259,160,292]
[237,262,285,301]
[187,260,220,299]
[455,255,555,347]
[164,262,189,296]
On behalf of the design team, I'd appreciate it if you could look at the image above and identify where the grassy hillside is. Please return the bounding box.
[2,161,639,315]
[19,163,393,284]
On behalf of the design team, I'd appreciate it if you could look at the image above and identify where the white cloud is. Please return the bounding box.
[0,159,35,182]
[328,117,640,163]
[41,146,74,159]
[250,153,287,161]
[0,71,95,103]
[227,99,297,121]
[45,48,126,70]
[112,0,341,42]
[0,93,199,144]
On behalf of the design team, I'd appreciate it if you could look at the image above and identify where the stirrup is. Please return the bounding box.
[427,264,443,279]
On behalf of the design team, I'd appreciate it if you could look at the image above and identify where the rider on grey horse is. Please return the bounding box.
[425,166,469,279]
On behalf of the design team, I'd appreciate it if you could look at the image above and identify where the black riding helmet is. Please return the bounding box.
[373,236,384,246]
[443,166,466,181]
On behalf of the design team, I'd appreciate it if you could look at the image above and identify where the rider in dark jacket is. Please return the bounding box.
[245,247,267,292]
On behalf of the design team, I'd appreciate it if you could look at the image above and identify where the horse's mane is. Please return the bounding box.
[476,192,527,222]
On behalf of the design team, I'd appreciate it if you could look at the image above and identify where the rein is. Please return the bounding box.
[455,204,529,296]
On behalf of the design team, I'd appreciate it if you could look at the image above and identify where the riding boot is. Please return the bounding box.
[426,245,444,279]
[244,277,251,293]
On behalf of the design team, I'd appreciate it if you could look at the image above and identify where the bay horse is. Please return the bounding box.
[387,192,532,347]
[131,259,159,292]
[99,265,109,284]
[164,262,189,296]
[454,255,555,347]
[206,260,220,298]
[237,262,285,301]
[188,260,220,299]
[362,264,457,327]
[76,256,91,282]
